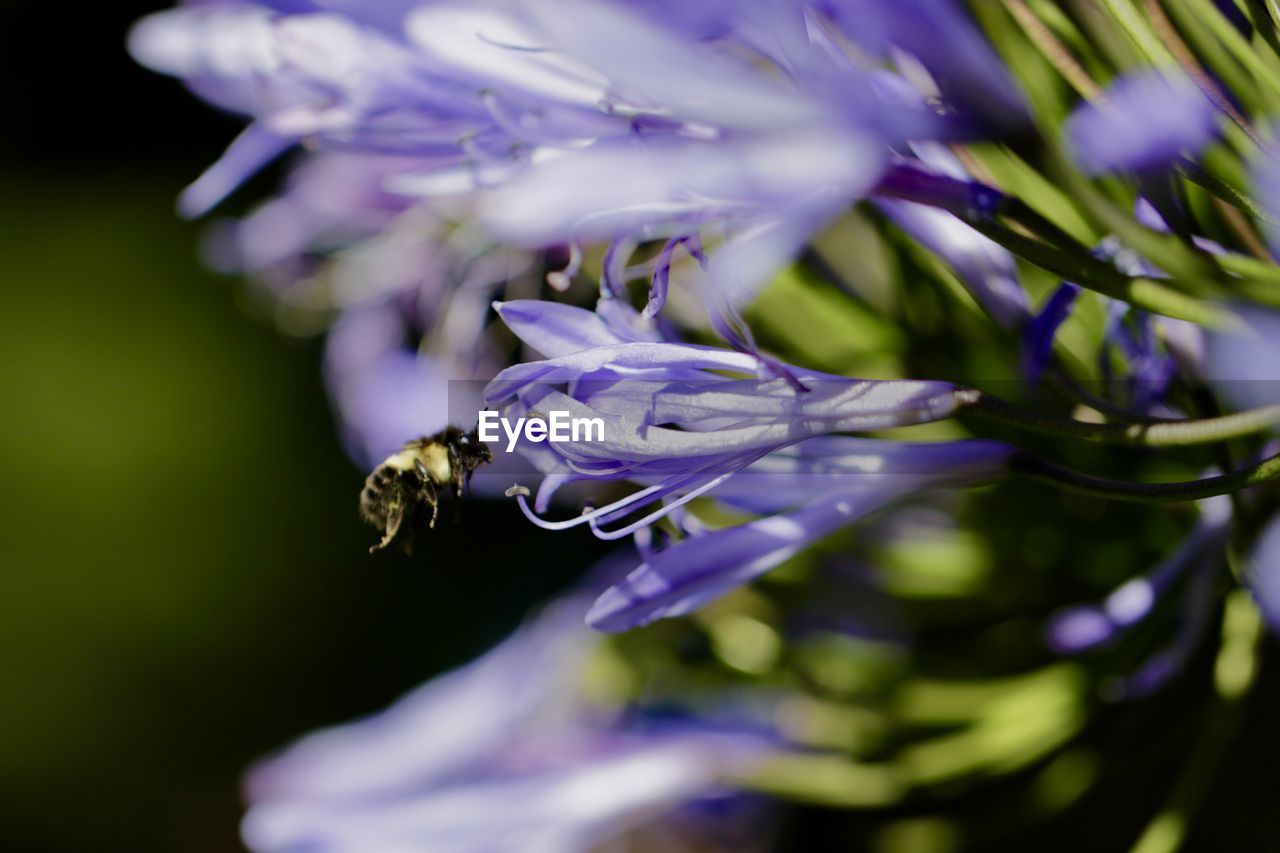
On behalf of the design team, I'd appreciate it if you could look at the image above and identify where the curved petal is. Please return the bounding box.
[588,440,1012,631]
[493,300,643,358]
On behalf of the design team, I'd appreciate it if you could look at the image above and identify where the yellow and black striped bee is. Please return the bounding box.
[359,426,492,553]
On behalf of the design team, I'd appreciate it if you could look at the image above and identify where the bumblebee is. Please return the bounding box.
[359,426,492,553]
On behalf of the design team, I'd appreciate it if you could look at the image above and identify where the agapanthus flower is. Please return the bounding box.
[210,151,439,302]
[816,0,1028,134]
[242,588,776,852]
[130,0,1035,374]
[1065,69,1219,175]
[484,300,966,511]
[127,0,924,222]
[208,146,536,469]
[482,300,1012,629]
[1027,288,1178,414]
[127,0,1280,842]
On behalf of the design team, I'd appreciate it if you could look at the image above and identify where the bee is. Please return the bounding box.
[359,426,492,553]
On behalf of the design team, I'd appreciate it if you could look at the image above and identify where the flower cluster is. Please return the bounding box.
[133,0,1280,848]
[242,586,778,852]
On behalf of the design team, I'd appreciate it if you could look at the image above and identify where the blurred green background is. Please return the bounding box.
[0,3,602,850]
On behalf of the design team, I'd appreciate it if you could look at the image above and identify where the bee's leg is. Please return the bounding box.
[372,501,405,553]
[425,479,439,528]
[448,446,465,499]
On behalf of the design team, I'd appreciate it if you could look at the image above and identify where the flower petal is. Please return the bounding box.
[878,198,1029,329]
[244,734,755,853]
[478,131,881,245]
[493,300,645,358]
[245,596,594,805]
[521,0,822,130]
[1066,70,1218,174]
[178,123,291,218]
[587,440,1011,631]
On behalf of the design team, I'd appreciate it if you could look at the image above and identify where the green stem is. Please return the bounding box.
[1190,386,1250,525]
[1042,367,1174,424]
[962,218,1237,327]
[1161,0,1270,115]
[1043,146,1226,290]
[998,197,1093,253]
[1215,251,1280,283]
[1244,0,1280,61]
[1010,448,1280,502]
[963,390,1280,446]
[1177,160,1273,224]
[1098,0,1181,65]
[1181,0,1280,106]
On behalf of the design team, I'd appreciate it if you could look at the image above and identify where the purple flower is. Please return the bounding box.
[876,148,1030,330]
[1065,70,1219,175]
[586,438,1013,632]
[816,0,1029,134]
[482,300,1011,629]
[325,303,489,471]
[484,301,966,513]
[205,148,534,471]
[132,0,1030,359]
[129,0,647,214]
[242,590,773,852]
[211,151,429,293]
[1108,552,1221,701]
[1022,282,1082,381]
[436,1,899,359]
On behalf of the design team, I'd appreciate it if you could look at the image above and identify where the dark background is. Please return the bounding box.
[0,3,599,850]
